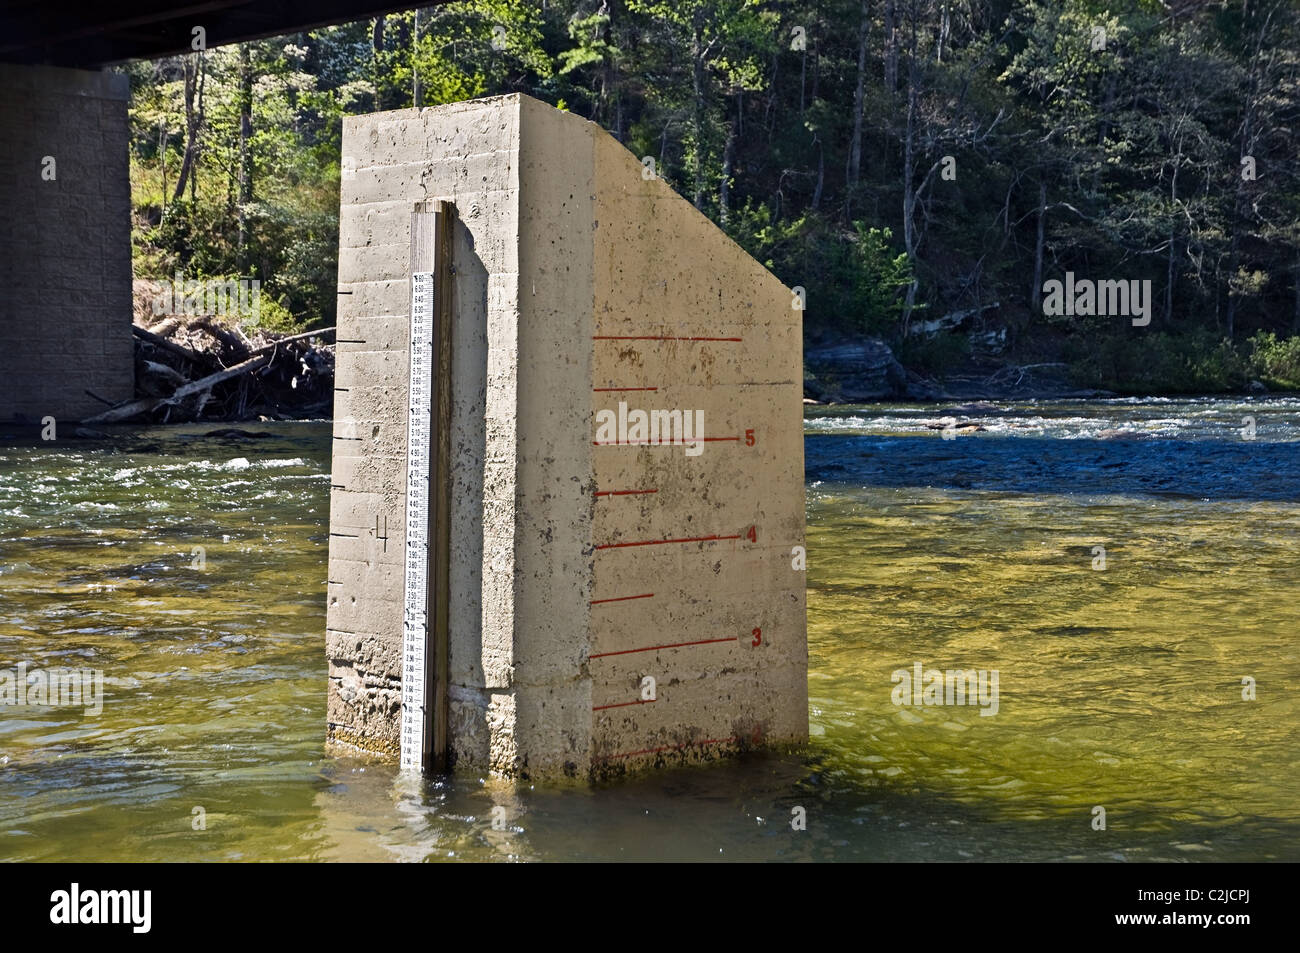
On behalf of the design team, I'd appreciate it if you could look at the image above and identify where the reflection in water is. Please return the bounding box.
[1,401,1297,861]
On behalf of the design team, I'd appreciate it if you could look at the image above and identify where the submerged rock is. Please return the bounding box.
[202,429,274,440]
[941,401,1002,416]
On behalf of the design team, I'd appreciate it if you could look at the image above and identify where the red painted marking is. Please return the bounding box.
[594,736,739,761]
[593,386,659,392]
[593,335,743,342]
[592,437,739,446]
[590,636,737,659]
[593,698,657,712]
[589,592,654,606]
[594,488,658,498]
[595,533,740,550]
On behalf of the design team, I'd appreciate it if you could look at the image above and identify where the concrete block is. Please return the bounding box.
[328,94,806,780]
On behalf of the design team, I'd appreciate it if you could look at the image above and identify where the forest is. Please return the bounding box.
[124,0,1300,394]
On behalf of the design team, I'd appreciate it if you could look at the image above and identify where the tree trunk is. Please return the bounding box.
[603,1,622,137]
[846,0,869,193]
[1291,254,1300,334]
[413,7,423,107]
[1224,11,1269,342]
[372,16,385,110]
[691,13,707,210]
[1098,73,1116,145]
[1031,179,1046,309]
[765,39,779,146]
[1166,156,1179,327]
[192,51,205,204]
[1225,279,1237,340]
[884,0,898,93]
[936,1,950,63]
[237,43,253,271]
[719,93,738,226]
[790,46,800,118]
[158,119,167,215]
[900,13,919,328]
[811,136,824,211]
[1166,224,1176,327]
[172,54,199,204]
[1292,255,1300,334]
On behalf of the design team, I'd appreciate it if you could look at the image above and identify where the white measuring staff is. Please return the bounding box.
[401,270,436,771]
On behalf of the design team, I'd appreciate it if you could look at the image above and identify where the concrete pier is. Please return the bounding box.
[0,64,133,423]
[327,93,806,779]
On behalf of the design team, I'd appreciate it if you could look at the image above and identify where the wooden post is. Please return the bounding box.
[410,200,455,773]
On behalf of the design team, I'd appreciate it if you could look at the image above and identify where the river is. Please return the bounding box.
[1,397,1297,861]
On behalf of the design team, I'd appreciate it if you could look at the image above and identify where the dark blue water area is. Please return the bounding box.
[806,433,1300,502]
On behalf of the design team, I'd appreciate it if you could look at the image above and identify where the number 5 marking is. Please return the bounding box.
[745,429,756,446]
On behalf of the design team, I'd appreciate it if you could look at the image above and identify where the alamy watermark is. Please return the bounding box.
[891,662,999,716]
[1042,272,1152,326]
[0,663,103,715]
[594,402,706,456]
[50,884,150,933]
[151,272,261,321]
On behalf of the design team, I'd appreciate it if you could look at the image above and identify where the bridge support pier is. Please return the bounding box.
[0,63,133,424]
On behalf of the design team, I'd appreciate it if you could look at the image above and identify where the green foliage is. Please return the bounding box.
[244,293,299,333]
[847,224,915,337]
[1064,328,1300,394]
[558,13,616,76]
[1247,332,1300,390]
[727,203,913,337]
[123,1,1300,388]
[1066,331,1250,394]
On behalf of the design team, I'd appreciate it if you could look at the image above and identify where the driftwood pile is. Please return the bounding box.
[83,306,335,425]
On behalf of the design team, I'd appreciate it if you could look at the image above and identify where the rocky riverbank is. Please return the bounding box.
[802,336,1120,403]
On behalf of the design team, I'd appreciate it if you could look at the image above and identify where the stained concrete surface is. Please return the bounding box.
[328,94,805,779]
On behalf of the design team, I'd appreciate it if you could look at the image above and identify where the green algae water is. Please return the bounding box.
[1,400,1297,861]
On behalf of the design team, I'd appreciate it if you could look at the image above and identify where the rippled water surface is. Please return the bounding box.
[1,399,1297,861]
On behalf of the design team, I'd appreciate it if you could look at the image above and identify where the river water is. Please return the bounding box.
[1,397,1297,861]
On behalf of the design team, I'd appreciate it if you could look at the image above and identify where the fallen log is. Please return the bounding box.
[906,302,1001,337]
[81,353,271,424]
[141,359,188,387]
[190,316,250,359]
[247,326,335,357]
[132,325,208,364]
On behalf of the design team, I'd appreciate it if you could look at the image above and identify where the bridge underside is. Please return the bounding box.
[0,1,441,68]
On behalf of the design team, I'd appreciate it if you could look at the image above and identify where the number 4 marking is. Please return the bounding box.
[746,525,757,543]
